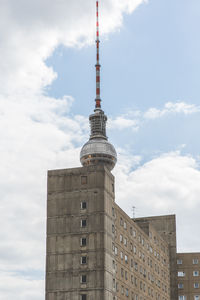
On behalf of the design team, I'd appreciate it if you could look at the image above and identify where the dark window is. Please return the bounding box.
[81,275,87,283]
[112,183,114,192]
[81,176,87,184]
[81,295,87,300]
[112,224,115,233]
[112,207,115,216]
[81,220,87,227]
[81,202,87,209]
[81,256,87,264]
[81,238,86,246]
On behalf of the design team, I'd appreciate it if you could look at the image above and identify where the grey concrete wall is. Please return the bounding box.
[135,215,177,300]
[46,165,116,300]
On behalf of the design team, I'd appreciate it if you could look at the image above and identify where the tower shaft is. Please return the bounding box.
[95,0,101,109]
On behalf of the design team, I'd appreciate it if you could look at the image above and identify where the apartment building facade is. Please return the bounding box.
[177,253,200,300]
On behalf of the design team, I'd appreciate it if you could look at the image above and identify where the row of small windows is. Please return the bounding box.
[112,256,168,292]
[179,296,200,300]
[118,232,167,266]
[119,217,166,253]
[114,281,167,300]
[177,258,199,265]
[118,266,168,291]
[178,282,200,289]
[178,271,200,277]
[112,242,168,276]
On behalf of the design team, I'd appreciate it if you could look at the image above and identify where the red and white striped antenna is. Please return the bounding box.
[95,0,101,109]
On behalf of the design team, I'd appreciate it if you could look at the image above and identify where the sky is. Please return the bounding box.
[0,0,200,299]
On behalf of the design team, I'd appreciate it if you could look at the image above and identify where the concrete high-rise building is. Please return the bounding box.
[45,2,199,300]
[177,253,200,300]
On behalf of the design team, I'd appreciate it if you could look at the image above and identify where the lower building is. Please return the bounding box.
[46,165,198,300]
[177,253,200,300]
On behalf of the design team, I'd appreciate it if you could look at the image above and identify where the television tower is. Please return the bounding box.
[80,0,117,171]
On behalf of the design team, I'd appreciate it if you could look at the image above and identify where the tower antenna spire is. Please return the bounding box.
[95,0,101,109]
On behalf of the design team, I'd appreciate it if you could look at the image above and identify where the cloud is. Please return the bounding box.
[114,151,200,252]
[107,101,200,132]
[0,0,146,96]
[108,116,140,131]
[144,101,200,119]
[0,0,146,299]
[0,272,43,300]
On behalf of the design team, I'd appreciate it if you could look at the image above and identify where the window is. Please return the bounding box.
[81,256,87,264]
[194,283,200,289]
[133,246,136,254]
[81,295,87,300]
[134,277,138,287]
[112,207,115,216]
[113,278,116,289]
[134,262,138,271]
[194,271,199,277]
[81,176,87,184]
[81,238,86,246]
[133,230,136,237]
[131,259,133,267]
[120,251,123,260]
[124,221,127,229]
[112,260,115,269]
[178,283,184,289]
[124,238,127,246]
[121,268,124,277]
[115,247,118,255]
[125,271,128,280]
[126,288,129,297]
[193,259,199,265]
[81,219,87,227]
[81,202,87,209]
[177,259,182,265]
[178,296,186,300]
[116,282,119,292]
[112,183,114,193]
[121,285,124,295]
[112,224,115,233]
[112,243,115,252]
[120,217,123,226]
[81,275,87,283]
[194,296,200,300]
[178,271,185,277]
[130,226,133,235]
[125,255,128,263]
[120,234,123,242]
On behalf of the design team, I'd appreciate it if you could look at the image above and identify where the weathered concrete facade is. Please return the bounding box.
[177,252,200,300]
[46,165,116,300]
[135,215,177,300]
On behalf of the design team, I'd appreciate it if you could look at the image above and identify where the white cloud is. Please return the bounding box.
[107,101,200,132]
[0,0,146,299]
[0,0,146,96]
[108,116,139,131]
[144,101,200,119]
[0,272,44,300]
[114,151,200,252]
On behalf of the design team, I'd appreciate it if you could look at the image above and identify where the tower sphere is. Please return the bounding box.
[80,137,117,171]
